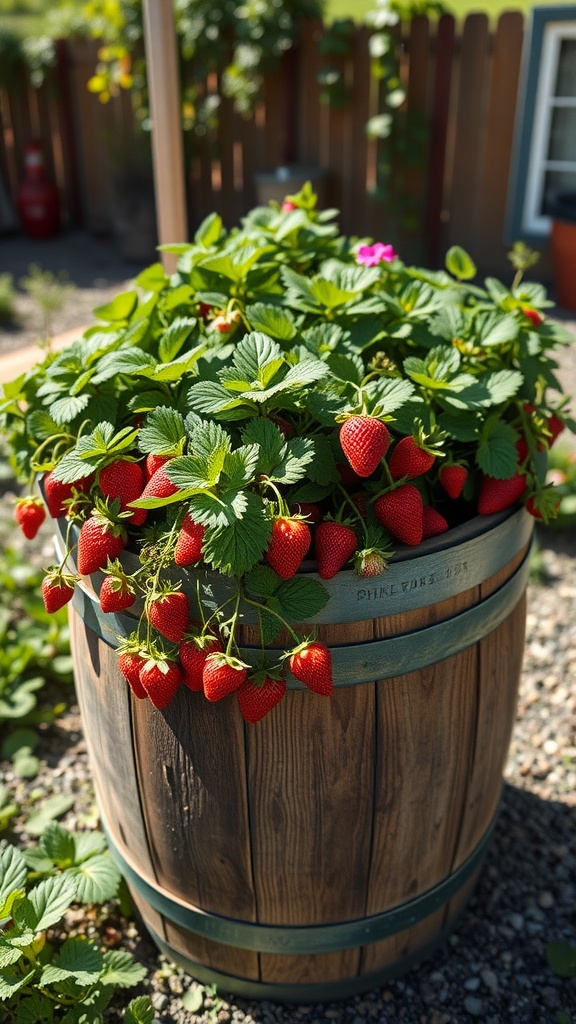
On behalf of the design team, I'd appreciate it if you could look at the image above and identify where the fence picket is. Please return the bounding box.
[0,15,532,278]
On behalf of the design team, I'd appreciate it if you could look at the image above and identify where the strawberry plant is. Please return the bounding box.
[0,831,148,1022]
[1,183,574,724]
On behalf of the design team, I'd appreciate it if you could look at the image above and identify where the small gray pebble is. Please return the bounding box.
[464,978,481,992]
[480,969,499,995]
[508,913,524,932]
[151,993,169,1011]
[464,996,484,1017]
[541,986,561,1009]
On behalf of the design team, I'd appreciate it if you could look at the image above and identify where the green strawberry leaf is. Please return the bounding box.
[158,317,198,363]
[241,418,286,475]
[48,394,91,426]
[138,406,186,455]
[40,822,75,867]
[14,873,76,932]
[475,418,519,479]
[245,303,297,340]
[0,842,27,909]
[100,948,148,988]
[65,853,121,903]
[445,246,477,281]
[244,565,279,599]
[93,290,138,322]
[275,577,330,621]
[269,437,316,484]
[40,935,103,987]
[124,996,155,1024]
[203,493,272,575]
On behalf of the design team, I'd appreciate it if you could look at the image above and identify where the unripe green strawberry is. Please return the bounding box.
[118,652,148,699]
[15,497,45,539]
[422,506,449,538]
[477,473,527,515]
[355,548,387,577]
[339,416,390,478]
[203,654,248,702]
[265,517,311,579]
[179,634,224,691]
[374,484,423,546]
[237,671,287,723]
[388,436,435,480]
[140,658,182,708]
[315,521,357,579]
[77,512,127,575]
[439,464,468,499]
[288,641,333,696]
[99,459,147,526]
[41,569,77,613]
[148,589,189,643]
[175,514,206,566]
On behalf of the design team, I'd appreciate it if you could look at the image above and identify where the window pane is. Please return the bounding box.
[548,107,576,161]
[542,168,576,215]
[555,38,576,97]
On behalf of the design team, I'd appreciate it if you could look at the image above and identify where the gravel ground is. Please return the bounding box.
[0,479,575,1024]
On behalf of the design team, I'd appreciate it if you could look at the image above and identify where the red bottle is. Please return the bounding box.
[16,141,59,239]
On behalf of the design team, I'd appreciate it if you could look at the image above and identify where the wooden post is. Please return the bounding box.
[142,0,188,273]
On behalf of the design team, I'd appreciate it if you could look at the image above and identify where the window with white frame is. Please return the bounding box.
[506,6,576,244]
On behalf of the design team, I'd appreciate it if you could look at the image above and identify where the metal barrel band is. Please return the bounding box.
[146,906,470,1003]
[102,807,498,955]
[72,545,531,689]
[55,505,533,624]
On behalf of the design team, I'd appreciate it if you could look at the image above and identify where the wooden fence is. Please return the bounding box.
[0,13,535,278]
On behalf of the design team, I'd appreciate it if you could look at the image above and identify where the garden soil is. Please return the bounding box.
[1,230,576,1023]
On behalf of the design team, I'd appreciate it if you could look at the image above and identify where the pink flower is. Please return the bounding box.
[356,242,398,267]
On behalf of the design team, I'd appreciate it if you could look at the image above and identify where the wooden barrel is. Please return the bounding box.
[63,506,533,1002]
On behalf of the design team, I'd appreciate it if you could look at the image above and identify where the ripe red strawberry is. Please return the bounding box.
[281,200,297,212]
[374,484,424,546]
[439,464,468,499]
[99,459,147,526]
[265,517,311,579]
[237,672,287,723]
[77,510,127,576]
[340,416,390,478]
[99,575,135,613]
[174,514,206,566]
[516,437,529,465]
[44,470,92,518]
[521,307,543,328]
[148,589,189,643]
[315,521,357,579]
[477,473,527,515]
[288,641,333,696]
[203,654,248,702]
[422,506,449,538]
[118,652,148,699]
[525,489,561,522]
[198,302,213,320]
[352,493,369,519]
[41,569,76,613]
[140,659,182,708]
[388,436,435,480]
[547,415,565,448]
[355,548,388,577]
[145,454,173,482]
[15,497,46,539]
[179,634,224,691]
[138,465,179,502]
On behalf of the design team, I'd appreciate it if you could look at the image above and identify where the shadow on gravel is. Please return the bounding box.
[181,784,575,1024]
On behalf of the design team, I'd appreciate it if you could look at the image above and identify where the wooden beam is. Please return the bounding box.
[142,0,188,272]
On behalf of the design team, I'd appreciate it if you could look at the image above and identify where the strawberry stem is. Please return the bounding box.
[336,485,368,542]
[242,590,301,646]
